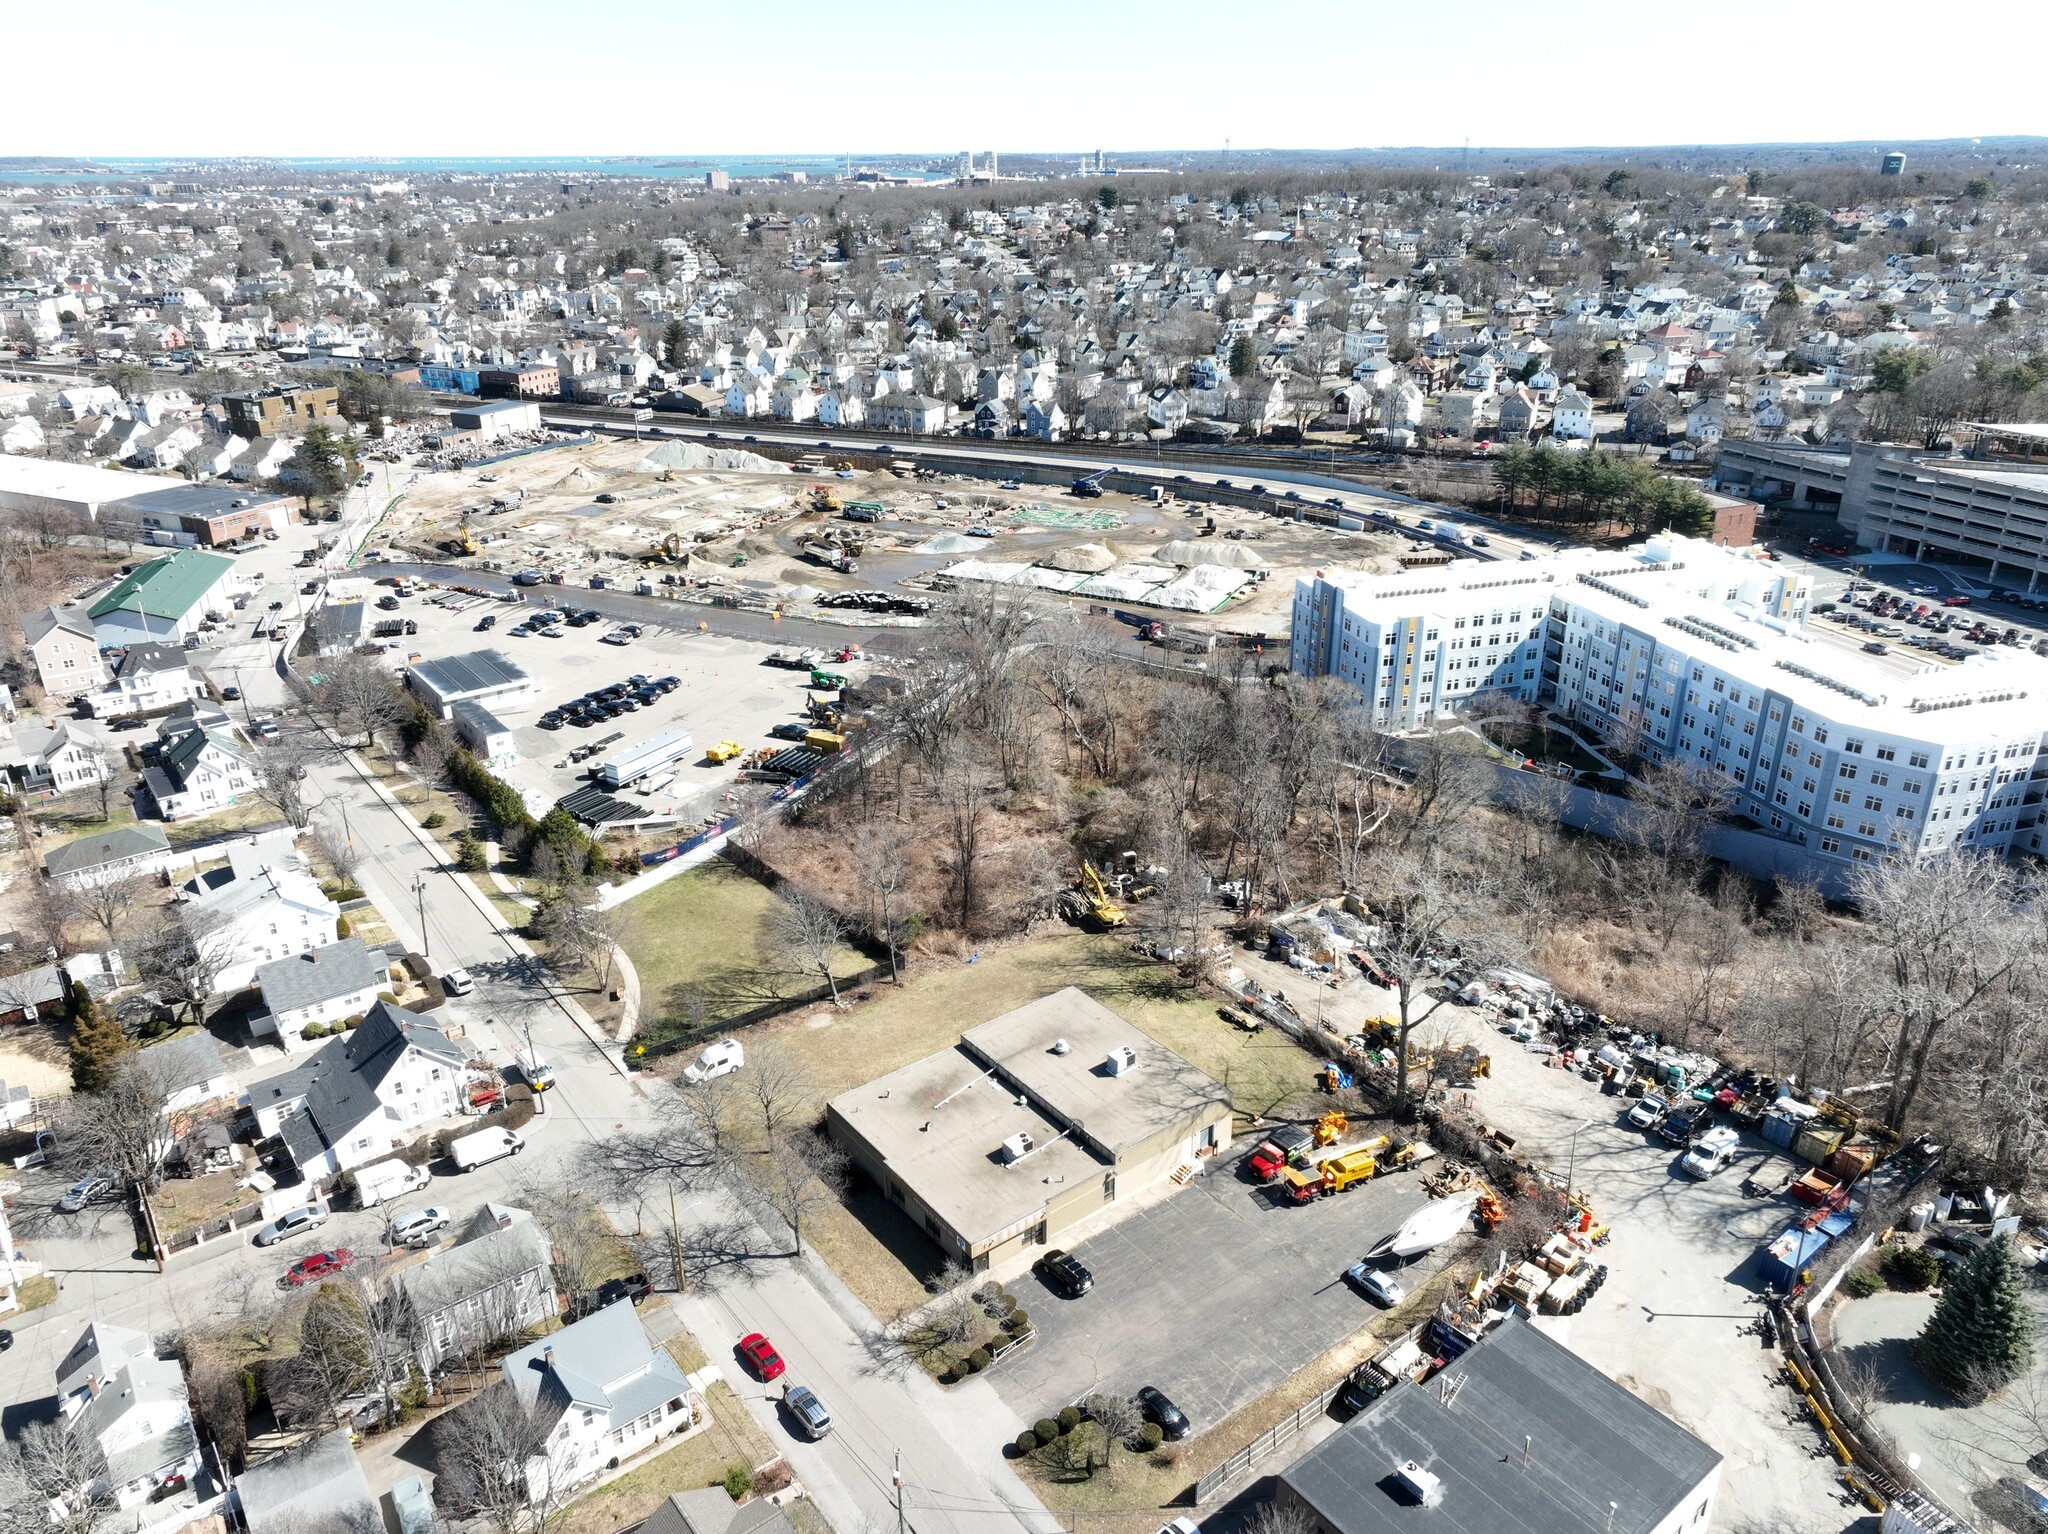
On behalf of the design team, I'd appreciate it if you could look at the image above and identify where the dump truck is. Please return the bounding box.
[808,669,848,690]
[1282,1146,1384,1203]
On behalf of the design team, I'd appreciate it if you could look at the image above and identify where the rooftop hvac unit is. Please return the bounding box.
[1394,1461,1443,1506]
[1105,1046,1139,1076]
[998,1131,1035,1163]
[1050,1038,1071,1055]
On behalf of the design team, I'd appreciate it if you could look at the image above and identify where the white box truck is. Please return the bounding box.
[597,729,694,789]
[450,1126,525,1171]
[352,1159,430,1207]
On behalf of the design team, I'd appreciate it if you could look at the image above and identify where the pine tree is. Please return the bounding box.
[1918,1235,2036,1397]
[67,981,131,1094]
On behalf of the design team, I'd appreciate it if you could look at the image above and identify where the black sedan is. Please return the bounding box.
[1034,1248,1094,1298]
[1137,1385,1190,1440]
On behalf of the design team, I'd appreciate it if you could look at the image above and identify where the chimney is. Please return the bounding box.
[87,1375,102,1399]
[543,1346,555,1369]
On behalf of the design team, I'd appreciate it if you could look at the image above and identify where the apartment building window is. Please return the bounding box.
[1832,788,1852,804]
[1826,814,1846,829]
[1791,715,1806,732]
[1808,751,1823,768]
[1904,780,1922,794]
[1858,821,1878,837]
[1897,806,1916,820]
[1820,836,1841,853]
[1770,814,1785,829]
[1910,752,1929,768]
[1851,846,1873,862]
[1865,795,1884,811]
[1876,746,1896,761]
[1775,790,1789,805]
[1798,802,1812,817]
[1840,765,1858,780]
[1845,738,1864,754]
[1870,772,1889,787]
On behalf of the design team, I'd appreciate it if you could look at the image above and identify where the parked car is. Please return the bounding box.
[1658,1102,1712,1147]
[475,614,497,631]
[738,1332,786,1381]
[1680,1127,1742,1179]
[254,1205,329,1246]
[58,1175,112,1212]
[684,1038,745,1084]
[1345,1261,1405,1307]
[1034,1248,1094,1298]
[769,723,810,741]
[443,968,475,996]
[1137,1385,1190,1441]
[391,1208,450,1247]
[593,1272,651,1307]
[282,1248,354,1286]
[1625,1093,1668,1130]
[783,1383,833,1439]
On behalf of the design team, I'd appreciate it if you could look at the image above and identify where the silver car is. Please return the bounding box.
[254,1204,329,1247]
[391,1206,451,1248]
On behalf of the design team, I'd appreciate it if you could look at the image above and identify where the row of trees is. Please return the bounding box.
[1491,445,1717,536]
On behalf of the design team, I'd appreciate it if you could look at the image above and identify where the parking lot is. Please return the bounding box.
[990,1147,1458,1433]
[352,579,874,824]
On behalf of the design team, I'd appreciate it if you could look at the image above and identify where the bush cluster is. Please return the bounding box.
[1883,1244,1943,1292]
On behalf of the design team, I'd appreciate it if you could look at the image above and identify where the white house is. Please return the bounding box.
[54,1321,203,1510]
[499,1300,699,1498]
[253,938,393,1053]
[82,642,205,718]
[248,1001,472,1180]
[180,837,339,993]
[872,392,947,433]
[816,390,865,428]
[2,720,111,794]
[138,1032,237,1118]
[143,723,258,821]
[1551,388,1595,440]
[1687,398,1729,444]
[391,1202,556,1377]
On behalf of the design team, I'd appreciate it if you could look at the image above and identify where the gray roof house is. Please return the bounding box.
[1276,1315,1723,1534]
[498,1299,695,1497]
[253,937,393,1052]
[310,600,368,656]
[137,1031,236,1115]
[390,1202,556,1375]
[249,1001,471,1181]
[234,1428,379,1534]
[44,822,172,887]
[55,1320,203,1509]
[643,1490,797,1534]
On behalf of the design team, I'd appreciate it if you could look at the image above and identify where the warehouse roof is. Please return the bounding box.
[87,548,235,622]
[1280,1314,1721,1534]
[0,452,182,508]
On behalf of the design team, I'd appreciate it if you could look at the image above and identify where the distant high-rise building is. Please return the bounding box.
[705,170,730,191]
[1881,151,1907,176]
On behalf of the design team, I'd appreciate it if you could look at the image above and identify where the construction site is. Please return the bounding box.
[376,434,1435,636]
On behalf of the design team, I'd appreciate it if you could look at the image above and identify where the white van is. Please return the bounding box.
[450,1126,525,1171]
[683,1038,745,1084]
[515,1048,556,1092]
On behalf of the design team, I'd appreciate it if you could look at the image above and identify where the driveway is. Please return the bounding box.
[990,1146,1456,1431]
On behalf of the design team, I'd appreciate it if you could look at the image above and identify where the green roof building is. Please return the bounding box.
[87,549,239,647]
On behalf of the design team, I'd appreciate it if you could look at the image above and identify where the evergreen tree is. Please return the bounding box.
[1228,335,1256,380]
[67,980,131,1095]
[1918,1235,2036,1396]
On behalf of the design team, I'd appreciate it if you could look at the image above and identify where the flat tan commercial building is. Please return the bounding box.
[826,987,1232,1271]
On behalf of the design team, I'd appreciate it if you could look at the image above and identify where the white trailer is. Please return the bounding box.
[597,729,694,789]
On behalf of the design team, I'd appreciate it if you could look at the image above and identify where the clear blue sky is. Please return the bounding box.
[9,0,2040,159]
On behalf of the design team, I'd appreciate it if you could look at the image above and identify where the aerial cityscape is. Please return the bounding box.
[0,9,2043,1534]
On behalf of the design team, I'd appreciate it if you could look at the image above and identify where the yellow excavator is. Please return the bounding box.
[645,531,687,564]
[810,484,842,513]
[1081,864,1125,928]
[443,511,478,556]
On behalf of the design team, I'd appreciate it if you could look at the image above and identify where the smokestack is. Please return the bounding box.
[1522,1436,1531,1468]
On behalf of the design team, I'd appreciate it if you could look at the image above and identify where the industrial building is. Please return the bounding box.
[826,988,1232,1271]
[1712,429,2048,594]
[406,649,537,718]
[106,483,293,547]
[1277,1314,1721,1534]
[0,453,184,521]
[450,400,543,441]
[1292,534,2048,874]
[451,699,518,767]
[86,548,241,646]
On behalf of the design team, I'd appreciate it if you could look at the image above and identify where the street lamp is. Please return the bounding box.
[1564,1117,1596,1198]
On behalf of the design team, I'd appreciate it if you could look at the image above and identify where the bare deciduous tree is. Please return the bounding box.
[0,1419,114,1534]
[435,1381,580,1534]
[63,1055,169,1193]
[764,882,850,1003]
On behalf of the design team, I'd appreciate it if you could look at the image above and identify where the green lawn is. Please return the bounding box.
[163,800,287,846]
[33,796,138,846]
[621,858,870,1041]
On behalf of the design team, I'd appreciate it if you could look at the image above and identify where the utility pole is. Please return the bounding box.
[893,1450,906,1534]
[412,874,429,958]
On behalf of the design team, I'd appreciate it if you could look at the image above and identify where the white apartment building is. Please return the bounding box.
[1293,535,2048,873]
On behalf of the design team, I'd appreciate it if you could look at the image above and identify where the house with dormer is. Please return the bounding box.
[498,1300,698,1498]
[21,607,107,699]
[143,723,258,821]
[54,1321,202,1509]
[249,1000,473,1180]
[180,837,339,993]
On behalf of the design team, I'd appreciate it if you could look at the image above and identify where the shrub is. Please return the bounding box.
[301,1023,328,1040]
[1137,1423,1164,1452]
[1883,1244,1943,1292]
[335,916,352,939]
[1034,1418,1061,1447]
[344,1015,363,1030]
[1845,1267,1884,1299]
[1006,1309,1030,1332]
[966,1348,990,1373]
[937,1364,960,1385]
[421,811,446,829]
[1014,1431,1037,1456]
[455,830,488,872]
[1057,1405,1082,1433]
[721,1465,753,1500]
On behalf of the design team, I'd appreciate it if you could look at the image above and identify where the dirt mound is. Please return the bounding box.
[1039,541,1121,573]
[635,441,785,475]
[1153,538,1270,569]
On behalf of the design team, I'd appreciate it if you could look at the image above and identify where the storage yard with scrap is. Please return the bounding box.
[378,433,1427,637]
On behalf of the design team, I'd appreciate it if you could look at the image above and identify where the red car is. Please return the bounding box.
[282,1249,354,1287]
[737,1332,786,1381]
[1944,595,1973,607]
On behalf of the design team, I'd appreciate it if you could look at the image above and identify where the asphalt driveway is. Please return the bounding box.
[990,1145,1455,1431]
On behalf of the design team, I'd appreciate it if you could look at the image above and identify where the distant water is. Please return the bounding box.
[0,154,949,186]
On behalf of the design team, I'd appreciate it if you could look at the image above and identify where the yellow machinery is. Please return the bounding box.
[1081,864,1125,929]
[810,484,842,513]
[1313,1111,1348,1146]
[646,531,687,564]
[705,740,742,763]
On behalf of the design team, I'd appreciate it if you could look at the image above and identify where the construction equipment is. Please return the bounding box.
[842,500,884,523]
[810,484,842,513]
[646,531,687,564]
[1070,470,1108,499]
[1313,1111,1349,1147]
[705,740,743,763]
[1319,1062,1355,1093]
[803,729,845,754]
[1282,1146,1383,1204]
[808,669,848,690]
[1080,864,1125,928]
